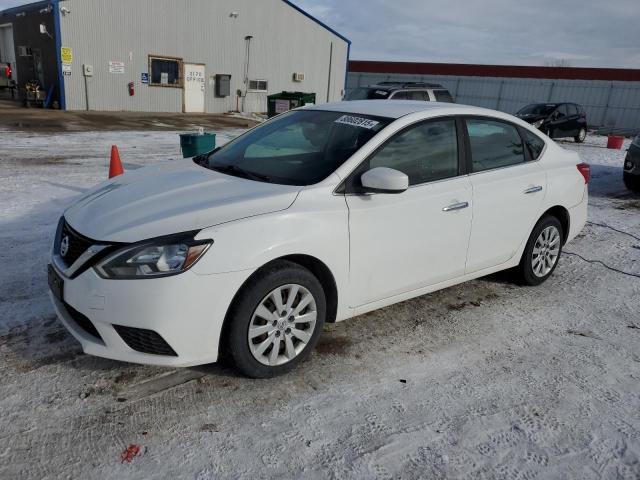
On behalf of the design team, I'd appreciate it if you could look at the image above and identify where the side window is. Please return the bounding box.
[407,91,428,101]
[567,104,578,116]
[369,119,459,185]
[434,90,454,103]
[556,104,568,117]
[391,91,409,100]
[466,119,525,172]
[521,129,546,161]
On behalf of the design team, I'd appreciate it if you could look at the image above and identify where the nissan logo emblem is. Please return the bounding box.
[60,235,70,257]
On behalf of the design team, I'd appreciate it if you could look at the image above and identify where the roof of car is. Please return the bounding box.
[372,82,444,89]
[305,100,470,119]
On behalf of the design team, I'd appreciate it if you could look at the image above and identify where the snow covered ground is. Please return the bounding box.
[0,130,639,479]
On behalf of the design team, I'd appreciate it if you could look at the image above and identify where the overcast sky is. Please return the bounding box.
[2,0,638,68]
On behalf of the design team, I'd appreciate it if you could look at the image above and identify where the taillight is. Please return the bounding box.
[577,163,590,184]
[4,64,11,79]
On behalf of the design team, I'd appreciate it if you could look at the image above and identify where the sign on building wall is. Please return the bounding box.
[141,73,149,84]
[62,64,71,76]
[275,99,290,114]
[61,47,73,64]
[109,61,125,74]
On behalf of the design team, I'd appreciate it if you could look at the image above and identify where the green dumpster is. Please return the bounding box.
[267,91,316,118]
[179,132,216,158]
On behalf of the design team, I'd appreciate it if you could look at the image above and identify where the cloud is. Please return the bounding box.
[292,0,640,68]
[0,0,26,10]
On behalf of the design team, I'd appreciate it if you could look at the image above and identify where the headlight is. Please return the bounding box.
[533,119,545,129]
[95,233,212,279]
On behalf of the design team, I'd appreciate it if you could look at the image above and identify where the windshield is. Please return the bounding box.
[345,88,391,101]
[204,110,392,186]
[518,104,557,116]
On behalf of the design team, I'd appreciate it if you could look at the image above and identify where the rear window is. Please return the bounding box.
[521,129,546,160]
[434,90,454,103]
[345,88,391,101]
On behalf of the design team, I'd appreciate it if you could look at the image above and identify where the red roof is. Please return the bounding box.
[349,60,640,82]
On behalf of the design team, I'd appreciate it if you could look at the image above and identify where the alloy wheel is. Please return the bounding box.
[531,226,561,278]
[579,128,587,141]
[248,284,317,366]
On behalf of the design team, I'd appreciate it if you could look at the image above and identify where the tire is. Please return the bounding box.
[623,172,640,192]
[574,128,587,143]
[514,215,564,286]
[225,260,326,378]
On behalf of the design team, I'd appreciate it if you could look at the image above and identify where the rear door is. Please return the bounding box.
[464,117,547,273]
[565,104,580,136]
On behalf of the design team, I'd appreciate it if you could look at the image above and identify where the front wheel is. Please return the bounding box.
[514,215,564,286]
[225,260,326,378]
[574,128,587,143]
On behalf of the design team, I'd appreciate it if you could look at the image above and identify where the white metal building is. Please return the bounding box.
[2,0,350,113]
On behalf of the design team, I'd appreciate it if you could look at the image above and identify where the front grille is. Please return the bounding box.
[113,325,178,357]
[64,302,104,343]
[58,221,93,267]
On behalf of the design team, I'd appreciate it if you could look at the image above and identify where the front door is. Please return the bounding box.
[346,118,472,307]
[183,63,205,113]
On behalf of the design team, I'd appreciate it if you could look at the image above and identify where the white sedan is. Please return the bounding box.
[48,101,589,378]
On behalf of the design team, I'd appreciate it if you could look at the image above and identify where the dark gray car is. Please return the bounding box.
[624,135,640,192]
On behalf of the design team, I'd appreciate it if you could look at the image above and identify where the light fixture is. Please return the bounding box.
[60,6,71,15]
[229,12,239,18]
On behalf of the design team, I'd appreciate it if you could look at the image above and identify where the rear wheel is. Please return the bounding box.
[574,128,587,143]
[226,260,326,378]
[514,215,564,286]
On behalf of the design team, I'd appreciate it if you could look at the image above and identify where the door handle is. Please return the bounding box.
[524,186,543,194]
[442,202,469,212]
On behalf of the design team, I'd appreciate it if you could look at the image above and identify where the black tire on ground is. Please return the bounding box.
[225,259,326,378]
[574,128,587,143]
[514,215,564,286]
[623,172,640,192]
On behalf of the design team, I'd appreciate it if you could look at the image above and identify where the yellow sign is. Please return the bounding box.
[61,47,73,64]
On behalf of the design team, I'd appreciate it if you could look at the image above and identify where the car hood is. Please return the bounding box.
[516,113,547,123]
[64,161,302,243]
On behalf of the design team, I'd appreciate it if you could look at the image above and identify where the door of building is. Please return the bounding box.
[183,63,205,113]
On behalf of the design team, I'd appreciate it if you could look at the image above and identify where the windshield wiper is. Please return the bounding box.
[211,164,272,182]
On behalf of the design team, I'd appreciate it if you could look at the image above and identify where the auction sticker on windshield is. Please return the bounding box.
[335,115,380,129]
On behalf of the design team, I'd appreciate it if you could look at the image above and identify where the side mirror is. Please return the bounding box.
[361,167,409,194]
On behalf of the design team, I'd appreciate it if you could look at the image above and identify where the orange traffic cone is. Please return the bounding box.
[109,145,124,178]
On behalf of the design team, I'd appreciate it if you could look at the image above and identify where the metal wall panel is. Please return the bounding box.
[348,72,640,132]
[59,0,348,113]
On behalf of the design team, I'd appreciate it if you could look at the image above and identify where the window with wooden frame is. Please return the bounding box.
[148,55,183,88]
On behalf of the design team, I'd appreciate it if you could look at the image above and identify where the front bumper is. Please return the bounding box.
[48,263,253,367]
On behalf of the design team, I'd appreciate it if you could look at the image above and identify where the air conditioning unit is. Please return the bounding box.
[18,46,33,57]
[292,72,305,82]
